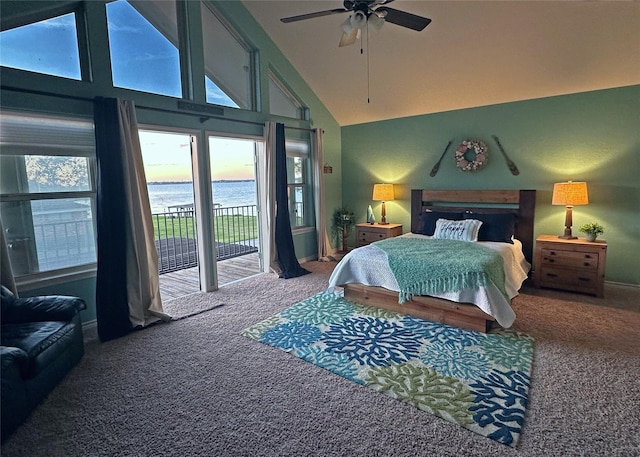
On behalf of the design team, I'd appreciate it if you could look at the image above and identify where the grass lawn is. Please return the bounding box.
[152,214,258,244]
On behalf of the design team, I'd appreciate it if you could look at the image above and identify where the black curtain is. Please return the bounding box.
[274,123,310,279]
[94,97,132,341]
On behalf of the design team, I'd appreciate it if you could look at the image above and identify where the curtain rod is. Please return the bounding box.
[2,86,317,133]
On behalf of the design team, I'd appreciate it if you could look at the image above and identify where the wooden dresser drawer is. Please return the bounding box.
[358,230,388,244]
[538,266,598,292]
[355,223,402,247]
[540,248,599,270]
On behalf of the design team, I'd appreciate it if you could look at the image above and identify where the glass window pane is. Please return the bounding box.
[201,4,253,109]
[288,185,304,228]
[269,75,302,119]
[0,13,81,80]
[286,156,304,184]
[0,155,92,194]
[106,0,181,97]
[206,77,239,108]
[25,155,91,193]
[1,199,96,274]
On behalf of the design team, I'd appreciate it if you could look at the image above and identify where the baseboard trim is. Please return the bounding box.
[529,272,638,289]
[82,319,98,343]
[605,280,639,289]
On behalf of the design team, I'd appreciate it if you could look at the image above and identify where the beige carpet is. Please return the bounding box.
[2,261,639,457]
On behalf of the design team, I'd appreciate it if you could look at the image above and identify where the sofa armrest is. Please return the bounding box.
[1,346,29,377]
[2,295,86,324]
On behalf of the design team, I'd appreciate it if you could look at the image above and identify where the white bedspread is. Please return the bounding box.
[327,233,531,328]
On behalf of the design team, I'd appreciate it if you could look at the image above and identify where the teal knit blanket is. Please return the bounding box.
[373,238,507,304]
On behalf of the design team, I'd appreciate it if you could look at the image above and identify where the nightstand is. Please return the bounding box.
[534,235,607,297]
[356,223,402,247]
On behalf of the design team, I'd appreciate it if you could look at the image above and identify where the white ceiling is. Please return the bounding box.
[242,1,640,126]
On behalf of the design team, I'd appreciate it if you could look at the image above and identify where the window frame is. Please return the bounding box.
[106,0,184,99]
[268,70,307,120]
[200,2,257,111]
[0,4,91,81]
[0,111,98,286]
[285,139,312,230]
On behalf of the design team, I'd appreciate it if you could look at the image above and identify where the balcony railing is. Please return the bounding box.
[152,204,258,275]
[33,217,96,272]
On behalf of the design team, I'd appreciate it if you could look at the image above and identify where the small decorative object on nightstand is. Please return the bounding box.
[579,222,604,242]
[366,204,376,224]
[534,235,607,297]
[356,223,402,247]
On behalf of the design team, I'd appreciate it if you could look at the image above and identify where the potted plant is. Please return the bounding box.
[331,207,355,252]
[579,222,604,242]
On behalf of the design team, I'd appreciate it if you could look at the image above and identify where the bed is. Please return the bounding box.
[328,189,536,332]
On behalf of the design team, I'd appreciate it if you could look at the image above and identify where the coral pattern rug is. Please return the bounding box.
[242,291,534,447]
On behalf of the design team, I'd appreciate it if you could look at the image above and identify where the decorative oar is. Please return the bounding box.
[492,135,520,176]
[429,140,453,177]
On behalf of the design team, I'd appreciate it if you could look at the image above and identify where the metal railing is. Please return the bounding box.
[12,205,257,276]
[152,204,258,275]
[33,218,96,271]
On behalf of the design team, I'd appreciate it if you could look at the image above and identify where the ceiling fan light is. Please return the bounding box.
[368,13,385,31]
[342,16,353,34]
[350,10,367,29]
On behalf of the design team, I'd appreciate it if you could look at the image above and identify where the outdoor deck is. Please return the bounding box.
[159,252,261,301]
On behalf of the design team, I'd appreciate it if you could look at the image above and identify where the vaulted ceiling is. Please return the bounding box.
[243,1,640,126]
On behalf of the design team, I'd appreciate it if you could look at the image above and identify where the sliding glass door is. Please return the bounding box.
[207,135,262,285]
[139,129,200,300]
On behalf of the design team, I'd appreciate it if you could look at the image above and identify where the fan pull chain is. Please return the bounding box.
[366,23,370,104]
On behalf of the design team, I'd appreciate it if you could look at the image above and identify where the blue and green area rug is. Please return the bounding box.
[241,291,534,447]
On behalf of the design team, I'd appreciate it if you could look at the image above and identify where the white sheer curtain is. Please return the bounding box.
[263,121,279,274]
[0,218,17,294]
[311,128,335,261]
[118,100,169,326]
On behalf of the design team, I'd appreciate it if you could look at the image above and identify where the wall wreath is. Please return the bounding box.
[455,139,488,172]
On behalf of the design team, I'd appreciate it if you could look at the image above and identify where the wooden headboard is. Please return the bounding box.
[410,189,537,264]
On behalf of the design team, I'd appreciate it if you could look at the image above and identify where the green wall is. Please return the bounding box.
[341,85,640,285]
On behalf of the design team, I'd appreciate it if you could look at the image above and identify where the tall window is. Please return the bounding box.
[0,12,81,80]
[269,72,305,119]
[0,112,96,277]
[106,0,182,97]
[201,3,254,109]
[286,139,311,229]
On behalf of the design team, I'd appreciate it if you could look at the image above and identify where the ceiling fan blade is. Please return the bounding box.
[338,29,359,47]
[375,7,431,31]
[281,8,348,23]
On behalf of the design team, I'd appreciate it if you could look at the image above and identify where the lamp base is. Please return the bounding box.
[558,235,578,240]
[379,222,389,225]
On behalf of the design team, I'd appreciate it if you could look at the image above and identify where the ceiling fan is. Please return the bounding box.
[280,0,432,47]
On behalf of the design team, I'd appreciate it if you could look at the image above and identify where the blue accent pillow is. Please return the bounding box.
[415,211,463,236]
[464,212,517,244]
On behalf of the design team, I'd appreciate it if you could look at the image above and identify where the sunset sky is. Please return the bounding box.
[139,131,256,182]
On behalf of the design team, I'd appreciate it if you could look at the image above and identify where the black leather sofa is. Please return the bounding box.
[1,286,86,441]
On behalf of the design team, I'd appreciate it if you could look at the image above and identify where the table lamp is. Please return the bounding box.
[372,183,394,225]
[552,181,588,239]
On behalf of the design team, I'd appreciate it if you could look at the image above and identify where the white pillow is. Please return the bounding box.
[433,218,483,242]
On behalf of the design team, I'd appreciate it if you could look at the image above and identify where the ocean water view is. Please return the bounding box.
[148,180,257,213]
